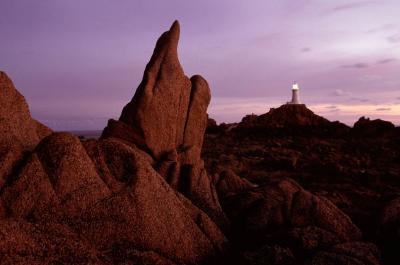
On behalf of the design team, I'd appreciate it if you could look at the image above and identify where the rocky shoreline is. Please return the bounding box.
[0,21,399,265]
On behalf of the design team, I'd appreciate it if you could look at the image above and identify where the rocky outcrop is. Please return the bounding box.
[236,104,350,137]
[214,169,256,197]
[240,104,332,128]
[221,178,362,243]
[309,242,380,265]
[353,116,396,137]
[1,20,395,265]
[0,21,229,265]
[0,72,52,192]
[102,21,228,228]
[217,177,381,264]
[379,198,400,264]
[0,132,228,264]
[202,104,400,264]
[0,71,41,151]
[0,220,103,264]
[116,21,195,159]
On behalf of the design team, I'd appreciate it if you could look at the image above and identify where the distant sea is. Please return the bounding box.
[70,130,102,139]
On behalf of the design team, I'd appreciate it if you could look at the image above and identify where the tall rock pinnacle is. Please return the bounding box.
[117,20,195,159]
[102,21,227,227]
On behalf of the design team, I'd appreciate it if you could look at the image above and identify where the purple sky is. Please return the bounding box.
[1,0,400,130]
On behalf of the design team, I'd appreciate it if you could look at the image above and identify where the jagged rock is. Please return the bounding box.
[101,118,148,152]
[1,132,227,264]
[222,176,361,248]
[117,20,192,159]
[33,118,53,139]
[240,104,332,128]
[0,219,104,264]
[241,245,295,265]
[215,169,256,197]
[0,71,41,150]
[0,72,53,192]
[0,142,24,191]
[287,226,341,253]
[103,21,228,228]
[236,104,349,137]
[111,22,210,163]
[0,73,46,213]
[353,116,396,137]
[181,75,211,163]
[1,153,60,220]
[35,132,112,217]
[308,242,380,265]
[78,137,228,264]
[379,197,400,264]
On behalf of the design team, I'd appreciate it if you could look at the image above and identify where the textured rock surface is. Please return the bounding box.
[0,71,41,150]
[0,220,104,264]
[309,242,380,265]
[0,21,228,265]
[0,72,52,192]
[215,169,256,197]
[221,178,361,243]
[2,19,397,265]
[76,137,228,265]
[0,132,228,264]
[117,20,192,159]
[202,104,400,264]
[103,21,228,228]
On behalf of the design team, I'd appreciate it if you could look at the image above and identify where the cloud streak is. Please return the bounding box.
[333,89,352,97]
[387,33,400,43]
[376,58,397,64]
[376,107,391,111]
[327,1,376,13]
[340,63,369,69]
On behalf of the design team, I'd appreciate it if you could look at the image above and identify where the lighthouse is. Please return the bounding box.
[288,82,301,104]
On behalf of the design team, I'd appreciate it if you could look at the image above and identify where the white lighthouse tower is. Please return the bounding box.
[288,81,301,104]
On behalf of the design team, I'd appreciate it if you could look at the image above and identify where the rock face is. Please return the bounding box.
[240,104,333,128]
[353,116,396,137]
[103,20,227,228]
[203,103,400,264]
[118,20,188,157]
[237,104,350,137]
[0,72,41,150]
[1,20,395,265]
[0,71,52,191]
[1,132,228,264]
[106,21,211,165]
[0,21,228,265]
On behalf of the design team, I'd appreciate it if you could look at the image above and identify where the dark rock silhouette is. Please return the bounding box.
[241,104,330,127]
[235,104,350,138]
[353,116,396,137]
[203,104,399,264]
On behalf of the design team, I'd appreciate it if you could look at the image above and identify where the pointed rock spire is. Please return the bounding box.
[110,20,196,159]
[102,21,228,228]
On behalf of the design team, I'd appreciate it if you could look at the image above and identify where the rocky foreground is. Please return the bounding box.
[0,21,399,265]
[204,105,400,265]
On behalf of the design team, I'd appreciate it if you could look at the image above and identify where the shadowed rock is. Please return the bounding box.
[0,71,41,150]
[0,72,52,191]
[1,132,228,264]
